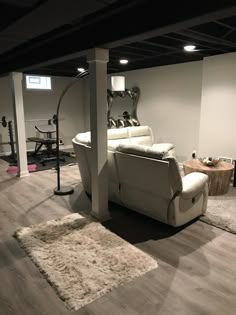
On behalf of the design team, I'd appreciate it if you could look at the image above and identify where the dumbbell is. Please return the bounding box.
[1,116,7,128]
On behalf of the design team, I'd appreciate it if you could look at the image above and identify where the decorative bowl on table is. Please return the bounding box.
[198,157,220,167]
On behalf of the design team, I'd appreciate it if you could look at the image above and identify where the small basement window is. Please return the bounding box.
[26,75,52,90]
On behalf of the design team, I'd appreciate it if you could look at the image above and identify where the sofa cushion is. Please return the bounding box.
[108,126,153,150]
[108,128,129,140]
[74,126,154,149]
[129,136,153,146]
[108,138,130,151]
[128,126,153,146]
[117,143,164,160]
[128,126,153,137]
[152,143,174,153]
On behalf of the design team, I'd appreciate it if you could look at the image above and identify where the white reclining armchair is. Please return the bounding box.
[116,144,208,227]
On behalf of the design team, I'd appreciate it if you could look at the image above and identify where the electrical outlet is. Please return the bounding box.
[192,150,197,159]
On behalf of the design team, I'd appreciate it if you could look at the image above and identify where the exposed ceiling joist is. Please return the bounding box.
[1,1,236,77]
[177,28,236,47]
[105,5,236,49]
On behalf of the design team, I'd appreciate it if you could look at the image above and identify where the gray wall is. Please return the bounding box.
[199,52,236,159]
[0,75,85,153]
[0,76,13,153]
[2,51,235,160]
[110,61,203,161]
[108,52,236,161]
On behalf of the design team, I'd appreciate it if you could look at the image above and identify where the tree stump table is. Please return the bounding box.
[183,159,233,196]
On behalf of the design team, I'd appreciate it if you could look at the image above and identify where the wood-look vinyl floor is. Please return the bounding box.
[0,159,235,315]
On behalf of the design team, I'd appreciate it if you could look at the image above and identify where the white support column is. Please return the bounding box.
[11,72,29,177]
[87,48,110,221]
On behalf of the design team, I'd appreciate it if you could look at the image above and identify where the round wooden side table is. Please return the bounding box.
[183,159,233,196]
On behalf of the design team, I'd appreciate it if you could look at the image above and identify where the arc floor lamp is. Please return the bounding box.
[54,70,88,195]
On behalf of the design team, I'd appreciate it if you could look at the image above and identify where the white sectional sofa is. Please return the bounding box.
[72,126,208,227]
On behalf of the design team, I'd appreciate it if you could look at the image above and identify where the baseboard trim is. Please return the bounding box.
[17,170,30,177]
[0,151,12,157]
[60,144,73,150]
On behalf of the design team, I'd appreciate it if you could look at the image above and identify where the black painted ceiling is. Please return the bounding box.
[1,0,236,77]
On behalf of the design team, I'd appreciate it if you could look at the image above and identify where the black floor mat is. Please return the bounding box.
[1,150,77,172]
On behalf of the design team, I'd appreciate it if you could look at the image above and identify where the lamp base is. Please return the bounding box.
[54,186,74,195]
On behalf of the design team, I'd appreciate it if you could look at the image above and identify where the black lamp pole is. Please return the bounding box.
[54,70,88,195]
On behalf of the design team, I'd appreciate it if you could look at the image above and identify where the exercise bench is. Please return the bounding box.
[28,125,64,165]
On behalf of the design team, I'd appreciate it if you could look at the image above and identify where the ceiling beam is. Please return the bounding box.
[214,20,236,30]
[0,0,46,32]
[141,40,179,51]
[124,44,162,54]
[176,28,236,47]
[1,2,236,74]
[163,34,229,53]
[105,5,236,48]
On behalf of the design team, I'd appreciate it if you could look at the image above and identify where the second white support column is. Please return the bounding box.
[11,72,29,177]
[87,48,110,221]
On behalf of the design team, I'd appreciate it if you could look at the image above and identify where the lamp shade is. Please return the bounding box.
[111,76,125,91]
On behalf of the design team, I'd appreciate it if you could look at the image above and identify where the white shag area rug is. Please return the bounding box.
[15,213,157,311]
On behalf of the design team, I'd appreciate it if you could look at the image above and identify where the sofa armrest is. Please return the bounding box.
[181,172,208,199]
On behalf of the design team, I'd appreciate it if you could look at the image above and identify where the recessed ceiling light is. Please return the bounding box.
[77,67,85,72]
[184,45,196,52]
[119,59,128,64]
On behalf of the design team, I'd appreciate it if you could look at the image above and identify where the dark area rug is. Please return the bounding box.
[1,149,77,173]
